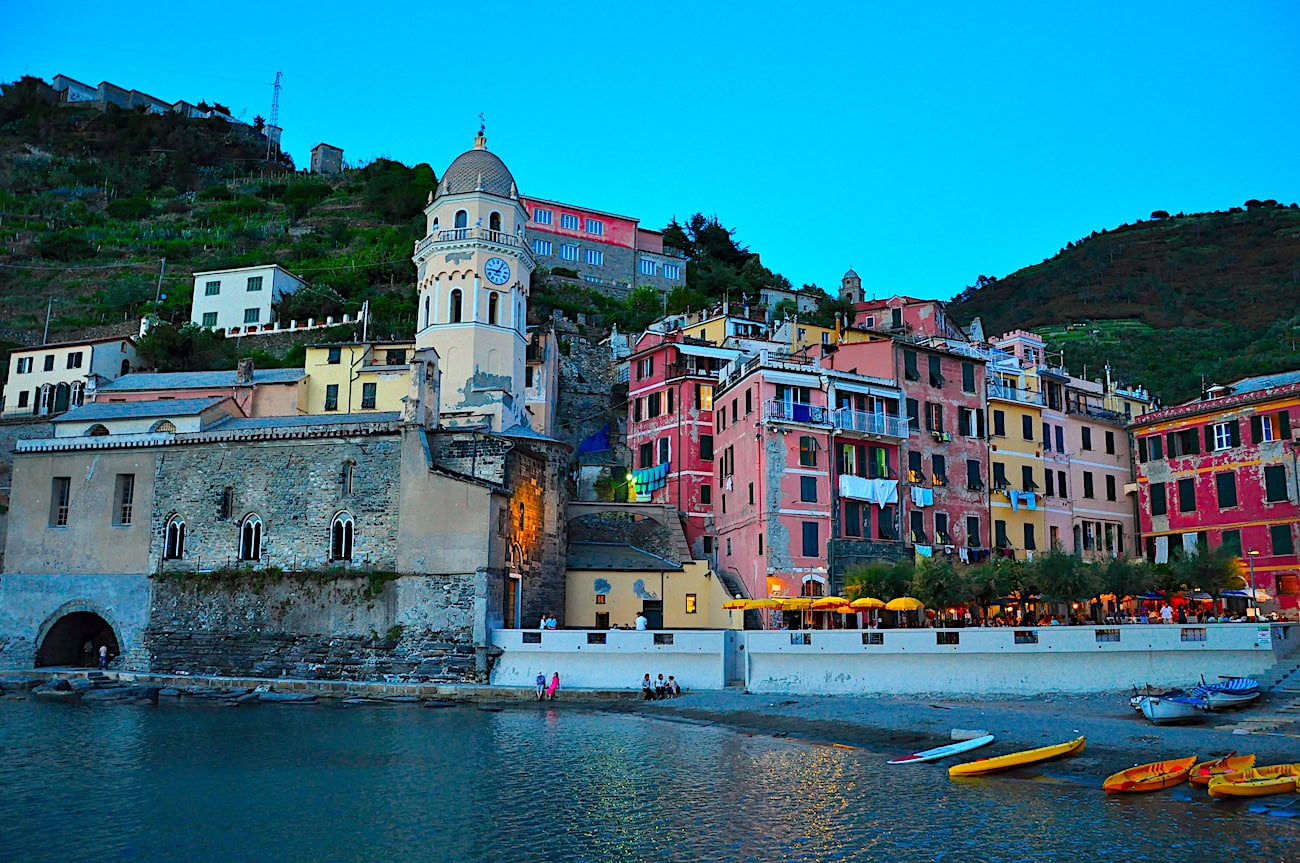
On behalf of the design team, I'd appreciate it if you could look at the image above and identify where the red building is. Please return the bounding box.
[624,330,738,558]
[1131,370,1300,615]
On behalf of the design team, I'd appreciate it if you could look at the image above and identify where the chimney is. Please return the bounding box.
[236,357,254,385]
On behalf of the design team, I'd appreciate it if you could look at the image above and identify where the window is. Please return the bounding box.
[958,407,984,438]
[1272,524,1296,556]
[906,398,919,431]
[560,213,580,230]
[1042,422,1052,451]
[322,347,341,366]
[385,350,406,366]
[935,512,950,544]
[239,514,264,561]
[1105,475,1117,501]
[909,510,926,544]
[164,515,186,560]
[1045,469,1055,497]
[844,501,863,537]
[992,410,1005,436]
[16,356,32,374]
[584,248,603,265]
[925,402,943,433]
[663,264,681,280]
[1057,470,1067,497]
[201,312,218,328]
[639,442,653,469]
[1265,465,1289,502]
[647,392,662,418]
[800,476,817,502]
[659,438,670,465]
[342,461,354,497]
[1145,435,1164,460]
[489,211,502,232]
[966,459,983,490]
[246,276,263,292]
[1024,523,1037,551]
[801,522,819,557]
[113,474,135,526]
[331,512,355,561]
[992,461,1008,489]
[44,355,54,371]
[995,520,1009,549]
[639,258,656,276]
[50,477,70,527]
[1021,465,1037,491]
[903,351,919,381]
[1168,428,1199,457]
[243,308,260,324]
[694,383,713,411]
[966,516,980,547]
[1177,477,1196,512]
[928,354,944,387]
[17,390,28,408]
[748,481,754,505]
[701,484,712,505]
[449,289,463,322]
[1220,529,1242,556]
[1081,426,1093,451]
[1082,471,1095,498]
[1150,482,1167,516]
[533,207,552,225]
[961,362,975,393]
[585,218,604,235]
[1210,420,1239,451]
[67,351,83,369]
[532,239,552,256]
[932,454,947,485]
[454,210,468,229]
[799,436,817,466]
[324,384,339,411]
[361,382,377,409]
[1215,472,1238,508]
[219,486,234,520]
[700,434,714,461]
[1022,415,1034,440]
[685,593,698,614]
[1105,430,1116,454]
[636,357,654,380]
[745,388,753,415]
[204,280,220,296]
[488,292,499,325]
[559,243,579,261]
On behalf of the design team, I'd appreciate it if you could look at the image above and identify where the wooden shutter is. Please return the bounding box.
[1250,415,1263,444]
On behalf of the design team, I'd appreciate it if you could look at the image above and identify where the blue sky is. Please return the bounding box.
[4,1,1297,299]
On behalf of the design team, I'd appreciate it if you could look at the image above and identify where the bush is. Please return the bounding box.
[36,231,94,261]
[105,196,153,220]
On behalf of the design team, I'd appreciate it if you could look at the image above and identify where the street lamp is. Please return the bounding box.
[1247,549,1261,617]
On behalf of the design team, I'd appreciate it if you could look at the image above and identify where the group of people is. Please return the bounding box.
[534,672,560,700]
[640,673,680,700]
[537,613,558,630]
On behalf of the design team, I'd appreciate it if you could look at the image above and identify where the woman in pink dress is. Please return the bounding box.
[545,672,560,700]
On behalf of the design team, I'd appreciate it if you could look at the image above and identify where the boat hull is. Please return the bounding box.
[1190,754,1256,786]
[1103,756,1198,794]
[1207,764,1300,798]
[1139,696,1205,725]
[888,734,995,765]
[948,736,1086,777]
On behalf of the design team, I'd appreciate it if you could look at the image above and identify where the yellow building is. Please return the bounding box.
[303,341,417,415]
[774,319,879,354]
[987,361,1047,556]
[1,336,137,417]
[564,542,741,630]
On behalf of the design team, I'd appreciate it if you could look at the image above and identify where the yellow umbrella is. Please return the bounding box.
[885,596,925,611]
[781,597,815,611]
[744,598,782,610]
[850,597,886,610]
[722,599,748,610]
[833,606,858,614]
[811,596,849,610]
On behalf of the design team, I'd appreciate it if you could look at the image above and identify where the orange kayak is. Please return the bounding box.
[1103,756,1198,794]
[1207,764,1300,798]
[1189,753,1256,787]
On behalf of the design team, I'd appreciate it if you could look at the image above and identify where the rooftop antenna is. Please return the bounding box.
[266,71,282,162]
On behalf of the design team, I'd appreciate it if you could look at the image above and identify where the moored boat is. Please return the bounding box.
[888,734,995,765]
[1138,695,1206,725]
[1190,753,1256,786]
[1201,689,1261,710]
[948,736,1085,778]
[1103,755,1198,793]
[1207,764,1300,798]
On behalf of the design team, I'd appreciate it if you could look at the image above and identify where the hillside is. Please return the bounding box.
[949,206,1300,403]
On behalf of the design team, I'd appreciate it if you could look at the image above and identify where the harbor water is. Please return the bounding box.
[1,698,1296,862]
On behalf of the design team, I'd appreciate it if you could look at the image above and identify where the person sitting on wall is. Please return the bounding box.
[655,673,668,699]
[667,676,681,697]
[641,674,656,700]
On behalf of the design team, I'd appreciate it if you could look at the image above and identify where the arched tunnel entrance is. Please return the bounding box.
[36,612,120,668]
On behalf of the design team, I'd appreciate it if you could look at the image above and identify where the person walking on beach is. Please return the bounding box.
[535,672,547,701]
[98,644,108,670]
[546,672,560,700]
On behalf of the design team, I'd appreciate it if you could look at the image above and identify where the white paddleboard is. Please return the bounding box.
[887,734,995,765]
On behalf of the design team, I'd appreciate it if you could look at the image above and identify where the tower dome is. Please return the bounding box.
[436,130,516,198]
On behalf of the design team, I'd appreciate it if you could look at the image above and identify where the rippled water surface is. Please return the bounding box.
[1,698,1296,862]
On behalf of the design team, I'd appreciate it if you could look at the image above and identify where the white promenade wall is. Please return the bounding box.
[491,629,727,691]
[745,625,1282,696]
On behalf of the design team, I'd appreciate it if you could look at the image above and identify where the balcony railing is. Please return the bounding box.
[414,227,533,264]
[664,362,718,380]
[987,381,1045,405]
[764,399,829,424]
[832,408,909,438]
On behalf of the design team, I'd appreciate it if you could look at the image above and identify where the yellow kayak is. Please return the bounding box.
[1207,764,1300,798]
[1189,753,1255,787]
[949,736,1086,777]
[1103,755,1197,793]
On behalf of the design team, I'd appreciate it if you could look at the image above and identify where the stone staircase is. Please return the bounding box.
[1257,652,1300,695]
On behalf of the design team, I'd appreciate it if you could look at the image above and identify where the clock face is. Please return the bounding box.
[484,257,511,285]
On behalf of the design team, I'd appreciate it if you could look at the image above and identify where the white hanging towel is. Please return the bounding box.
[1154,535,1169,564]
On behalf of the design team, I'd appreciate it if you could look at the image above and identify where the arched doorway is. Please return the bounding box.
[36,611,120,667]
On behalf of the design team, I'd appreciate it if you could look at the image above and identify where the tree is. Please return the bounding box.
[1171,546,1243,594]
[911,557,967,613]
[1098,556,1153,600]
[966,559,1018,619]
[844,559,914,601]
[135,322,229,372]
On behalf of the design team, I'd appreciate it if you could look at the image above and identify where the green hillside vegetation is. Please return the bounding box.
[950,205,1300,403]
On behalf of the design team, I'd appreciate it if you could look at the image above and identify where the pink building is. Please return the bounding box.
[625,330,737,557]
[90,361,306,418]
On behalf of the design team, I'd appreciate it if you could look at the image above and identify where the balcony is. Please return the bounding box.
[832,408,908,439]
[987,381,1045,405]
[764,399,829,424]
[413,227,535,267]
[664,362,718,380]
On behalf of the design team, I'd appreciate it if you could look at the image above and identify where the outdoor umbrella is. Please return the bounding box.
[1137,591,1166,601]
[885,597,925,611]
[722,599,748,610]
[811,596,849,610]
[781,597,815,611]
[743,598,783,610]
[850,597,886,609]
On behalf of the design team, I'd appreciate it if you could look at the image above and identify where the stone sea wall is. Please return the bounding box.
[145,573,482,682]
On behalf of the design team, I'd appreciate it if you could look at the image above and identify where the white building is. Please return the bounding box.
[1,336,138,418]
[190,265,308,334]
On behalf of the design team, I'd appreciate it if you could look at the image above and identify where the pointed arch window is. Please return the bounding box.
[331,511,355,561]
[450,289,463,323]
[239,514,263,561]
[488,292,499,325]
[341,460,355,497]
[164,515,186,560]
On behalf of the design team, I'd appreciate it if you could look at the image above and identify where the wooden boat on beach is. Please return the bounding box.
[1138,695,1206,725]
[1103,756,1198,793]
[948,736,1086,778]
[1190,753,1256,786]
[1207,764,1300,798]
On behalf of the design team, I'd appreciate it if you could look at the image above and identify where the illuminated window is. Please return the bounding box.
[685,594,698,614]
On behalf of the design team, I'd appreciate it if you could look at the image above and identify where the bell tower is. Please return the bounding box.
[413,127,535,432]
